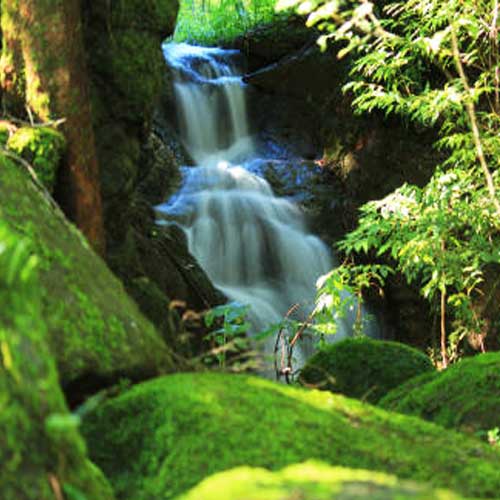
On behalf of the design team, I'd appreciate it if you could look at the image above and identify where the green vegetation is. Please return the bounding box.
[174,0,280,44]
[281,0,500,367]
[0,152,173,391]
[203,301,252,368]
[2,1,500,498]
[178,461,463,500]
[379,352,500,437]
[6,126,65,192]
[300,337,434,403]
[82,372,500,500]
[0,221,114,500]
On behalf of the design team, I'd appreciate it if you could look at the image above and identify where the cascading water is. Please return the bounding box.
[159,43,354,371]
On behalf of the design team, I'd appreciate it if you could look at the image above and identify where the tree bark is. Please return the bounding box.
[0,0,105,255]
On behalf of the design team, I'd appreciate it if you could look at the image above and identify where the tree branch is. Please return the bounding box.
[450,20,500,221]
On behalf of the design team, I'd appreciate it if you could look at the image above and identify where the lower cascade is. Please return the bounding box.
[159,43,353,370]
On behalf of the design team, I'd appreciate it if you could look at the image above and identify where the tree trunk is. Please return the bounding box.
[0,0,105,255]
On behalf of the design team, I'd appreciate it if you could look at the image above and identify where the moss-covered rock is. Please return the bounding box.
[0,221,115,500]
[299,338,434,403]
[6,126,65,193]
[0,154,174,400]
[82,0,179,229]
[177,461,463,500]
[379,352,500,435]
[82,372,500,500]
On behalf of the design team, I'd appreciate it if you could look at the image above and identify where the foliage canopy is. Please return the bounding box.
[279,0,500,364]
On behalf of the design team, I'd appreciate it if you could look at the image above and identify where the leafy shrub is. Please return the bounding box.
[279,0,500,366]
[299,337,434,403]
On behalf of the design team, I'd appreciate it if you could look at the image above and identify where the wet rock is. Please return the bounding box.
[224,15,317,71]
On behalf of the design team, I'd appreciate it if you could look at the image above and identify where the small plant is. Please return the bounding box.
[313,263,392,337]
[487,427,500,447]
[203,302,251,368]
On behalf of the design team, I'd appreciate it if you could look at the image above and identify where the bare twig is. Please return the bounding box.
[2,113,66,128]
[440,239,449,368]
[274,303,300,382]
[490,0,499,113]
[440,289,448,368]
[25,105,35,126]
[48,474,64,500]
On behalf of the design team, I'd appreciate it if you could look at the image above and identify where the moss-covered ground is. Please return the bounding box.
[379,352,500,435]
[300,337,435,403]
[82,372,500,500]
[0,152,174,394]
[177,461,464,500]
[0,220,114,500]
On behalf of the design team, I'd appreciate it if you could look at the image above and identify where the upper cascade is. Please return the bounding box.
[163,43,253,166]
[159,43,356,372]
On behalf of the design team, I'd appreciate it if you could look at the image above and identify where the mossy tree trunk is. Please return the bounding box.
[0,0,105,255]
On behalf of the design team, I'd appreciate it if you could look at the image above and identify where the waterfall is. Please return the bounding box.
[159,43,354,372]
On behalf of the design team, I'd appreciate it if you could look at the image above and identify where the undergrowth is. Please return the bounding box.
[174,0,284,45]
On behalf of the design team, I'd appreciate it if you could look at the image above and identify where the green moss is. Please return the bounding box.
[85,0,177,126]
[110,0,179,34]
[0,153,174,392]
[82,372,500,500]
[299,338,435,403]
[126,276,177,345]
[6,126,65,193]
[0,122,12,145]
[177,461,463,500]
[0,221,115,500]
[379,352,500,435]
[107,32,165,120]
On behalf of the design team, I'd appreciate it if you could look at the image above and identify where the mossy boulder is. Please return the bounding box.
[0,154,174,401]
[379,352,500,435]
[0,222,114,500]
[299,338,434,403]
[82,372,500,500]
[177,461,463,500]
[6,126,65,193]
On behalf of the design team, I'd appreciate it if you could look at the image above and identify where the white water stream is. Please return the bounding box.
[159,43,354,371]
